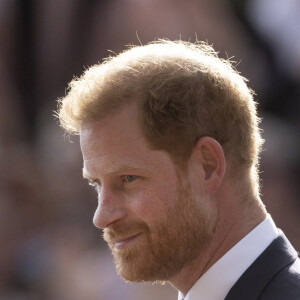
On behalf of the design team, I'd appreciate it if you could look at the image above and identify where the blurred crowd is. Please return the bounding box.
[0,0,299,299]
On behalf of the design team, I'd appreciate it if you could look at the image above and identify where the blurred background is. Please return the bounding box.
[0,0,299,299]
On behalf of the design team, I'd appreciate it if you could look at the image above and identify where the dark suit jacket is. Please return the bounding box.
[225,231,300,300]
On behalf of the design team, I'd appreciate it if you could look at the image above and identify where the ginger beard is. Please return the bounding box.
[103,173,214,283]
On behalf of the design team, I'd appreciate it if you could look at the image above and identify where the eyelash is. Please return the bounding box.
[122,175,137,183]
[88,175,137,192]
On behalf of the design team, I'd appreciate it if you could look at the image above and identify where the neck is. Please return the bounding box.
[168,195,266,296]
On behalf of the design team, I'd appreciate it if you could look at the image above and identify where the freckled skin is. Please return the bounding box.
[80,102,214,282]
[80,107,180,227]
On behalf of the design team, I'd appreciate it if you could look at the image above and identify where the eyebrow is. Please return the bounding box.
[82,164,150,181]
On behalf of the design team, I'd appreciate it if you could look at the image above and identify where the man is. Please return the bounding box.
[57,40,300,299]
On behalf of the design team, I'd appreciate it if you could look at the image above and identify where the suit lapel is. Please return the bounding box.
[224,231,298,300]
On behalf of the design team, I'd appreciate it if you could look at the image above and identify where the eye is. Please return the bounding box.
[123,175,137,183]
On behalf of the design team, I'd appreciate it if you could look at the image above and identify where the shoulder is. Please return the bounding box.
[259,257,300,299]
[225,231,300,300]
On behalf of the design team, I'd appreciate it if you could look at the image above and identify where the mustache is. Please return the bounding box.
[103,220,149,243]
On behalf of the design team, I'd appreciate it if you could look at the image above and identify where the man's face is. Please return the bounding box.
[80,103,214,282]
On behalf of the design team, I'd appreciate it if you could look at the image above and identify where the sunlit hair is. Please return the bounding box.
[57,40,264,193]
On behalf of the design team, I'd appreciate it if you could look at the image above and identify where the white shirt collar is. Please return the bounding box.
[178,214,278,300]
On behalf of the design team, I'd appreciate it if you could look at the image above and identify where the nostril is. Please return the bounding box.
[93,203,127,229]
[93,206,102,229]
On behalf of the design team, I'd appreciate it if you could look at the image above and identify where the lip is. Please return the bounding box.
[114,233,142,248]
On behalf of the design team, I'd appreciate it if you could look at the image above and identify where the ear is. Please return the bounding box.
[192,136,226,192]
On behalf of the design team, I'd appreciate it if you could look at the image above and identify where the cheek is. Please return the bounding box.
[128,184,178,222]
[187,168,218,214]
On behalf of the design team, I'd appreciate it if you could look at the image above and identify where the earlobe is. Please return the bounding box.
[195,137,226,192]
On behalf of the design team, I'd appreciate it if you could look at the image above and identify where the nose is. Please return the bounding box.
[93,187,126,229]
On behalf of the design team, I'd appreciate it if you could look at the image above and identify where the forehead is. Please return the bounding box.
[80,103,147,158]
[79,103,177,178]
